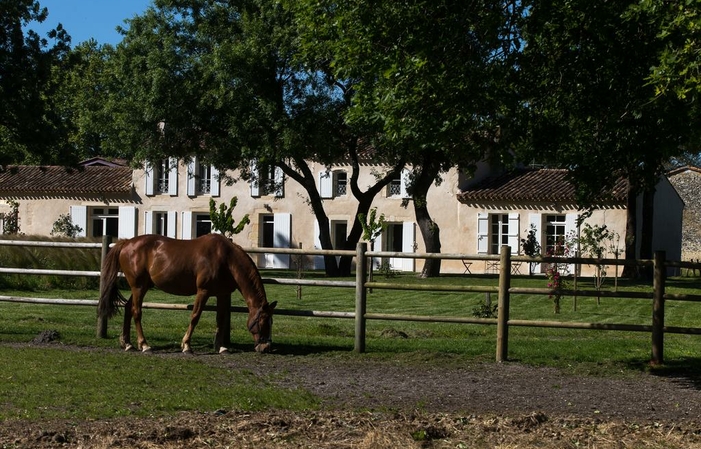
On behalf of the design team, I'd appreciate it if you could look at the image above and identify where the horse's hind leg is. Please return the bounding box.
[181,291,209,354]
[120,296,135,351]
[130,288,151,352]
[214,294,232,353]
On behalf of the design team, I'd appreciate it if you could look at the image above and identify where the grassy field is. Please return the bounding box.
[1,270,700,420]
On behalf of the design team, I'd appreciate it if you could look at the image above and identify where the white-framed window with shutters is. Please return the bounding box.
[258,213,291,268]
[145,158,178,196]
[386,168,410,198]
[250,161,284,197]
[319,170,349,199]
[187,158,220,197]
[477,212,519,255]
[144,210,177,237]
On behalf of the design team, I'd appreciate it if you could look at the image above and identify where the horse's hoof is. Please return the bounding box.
[124,344,135,352]
[182,343,192,354]
[218,346,230,354]
[141,345,152,353]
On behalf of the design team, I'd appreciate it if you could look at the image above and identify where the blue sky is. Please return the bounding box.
[29,0,153,46]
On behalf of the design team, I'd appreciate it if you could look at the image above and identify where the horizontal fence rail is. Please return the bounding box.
[0,237,699,364]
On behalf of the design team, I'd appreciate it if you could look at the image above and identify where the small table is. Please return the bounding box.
[462,260,472,274]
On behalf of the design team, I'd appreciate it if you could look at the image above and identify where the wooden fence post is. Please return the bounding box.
[651,250,666,365]
[96,235,112,338]
[496,245,511,362]
[355,242,368,353]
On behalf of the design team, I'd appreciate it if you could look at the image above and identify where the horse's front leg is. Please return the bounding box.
[214,294,232,353]
[131,288,151,352]
[120,296,134,351]
[181,291,209,354]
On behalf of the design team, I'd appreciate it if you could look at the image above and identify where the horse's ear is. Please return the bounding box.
[269,301,277,310]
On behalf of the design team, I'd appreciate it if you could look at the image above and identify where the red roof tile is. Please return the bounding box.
[458,168,628,203]
[0,165,133,194]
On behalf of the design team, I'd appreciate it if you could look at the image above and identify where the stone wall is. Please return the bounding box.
[667,168,701,260]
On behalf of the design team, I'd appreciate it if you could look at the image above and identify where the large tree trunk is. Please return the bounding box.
[640,188,655,280]
[412,163,442,278]
[621,183,638,279]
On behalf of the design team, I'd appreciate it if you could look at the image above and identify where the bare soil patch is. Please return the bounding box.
[3,346,701,448]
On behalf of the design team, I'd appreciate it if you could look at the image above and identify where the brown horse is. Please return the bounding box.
[98,233,277,353]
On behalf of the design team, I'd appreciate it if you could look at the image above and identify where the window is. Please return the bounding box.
[251,162,284,197]
[319,170,348,199]
[490,214,510,255]
[332,221,347,249]
[154,212,169,236]
[187,158,220,197]
[198,164,212,194]
[259,213,292,268]
[91,208,119,238]
[156,159,169,193]
[545,215,567,256]
[146,158,177,196]
[195,213,212,237]
[335,172,347,196]
[388,175,402,197]
[386,168,409,198]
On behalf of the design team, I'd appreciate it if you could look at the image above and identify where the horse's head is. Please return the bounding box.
[248,301,277,353]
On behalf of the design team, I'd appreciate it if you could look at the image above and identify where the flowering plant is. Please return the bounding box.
[545,233,575,313]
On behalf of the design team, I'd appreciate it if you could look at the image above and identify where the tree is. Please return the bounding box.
[209,197,250,239]
[517,0,694,277]
[292,0,521,277]
[92,0,403,277]
[0,0,74,165]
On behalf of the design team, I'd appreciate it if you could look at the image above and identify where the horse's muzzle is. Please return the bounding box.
[255,342,272,353]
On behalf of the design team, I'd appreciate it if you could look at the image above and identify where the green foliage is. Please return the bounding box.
[0,0,75,165]
[209,197,250,238]
[2,200,20,235]
[521,224,542,276]
[518,0,694,203]
[576,223,621,291]
[358,207,386,247]
[50,213,83,238]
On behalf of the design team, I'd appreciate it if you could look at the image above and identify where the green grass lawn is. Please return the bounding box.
[1,270,700,420]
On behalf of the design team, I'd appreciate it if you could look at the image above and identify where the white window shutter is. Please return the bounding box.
[181,211,193,239]
[319,170,333,199]
[565,213,578,273]
[69,205,87,238]
[400,168,410,198]
[477,212,488,254]
[210,166,220,197]
[168,157,178,196]
[250,160,260,197]
[187,159,197,196]
[145,162,154,196]
[144,211,153,234]
[274,166,284,197]
[372,232,383,269]
[529,213,542,273]
[273,213,291,268]
[167,211,177,238]
[401,221,416,271]
[118,206,137,239]
[507,213,520,255]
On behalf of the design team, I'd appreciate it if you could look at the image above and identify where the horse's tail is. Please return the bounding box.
[98,241,128,320]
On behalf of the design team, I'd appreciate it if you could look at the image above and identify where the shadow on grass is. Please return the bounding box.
[626,356,701,390]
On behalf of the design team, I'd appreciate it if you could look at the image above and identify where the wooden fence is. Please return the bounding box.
[0,237,700,365]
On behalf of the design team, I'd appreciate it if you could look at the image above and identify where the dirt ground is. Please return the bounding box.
[3,347,701,448]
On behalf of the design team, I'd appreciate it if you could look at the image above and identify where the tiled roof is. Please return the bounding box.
[667,165,701,177]
[0,165,133,194]
[458,168,628,203]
